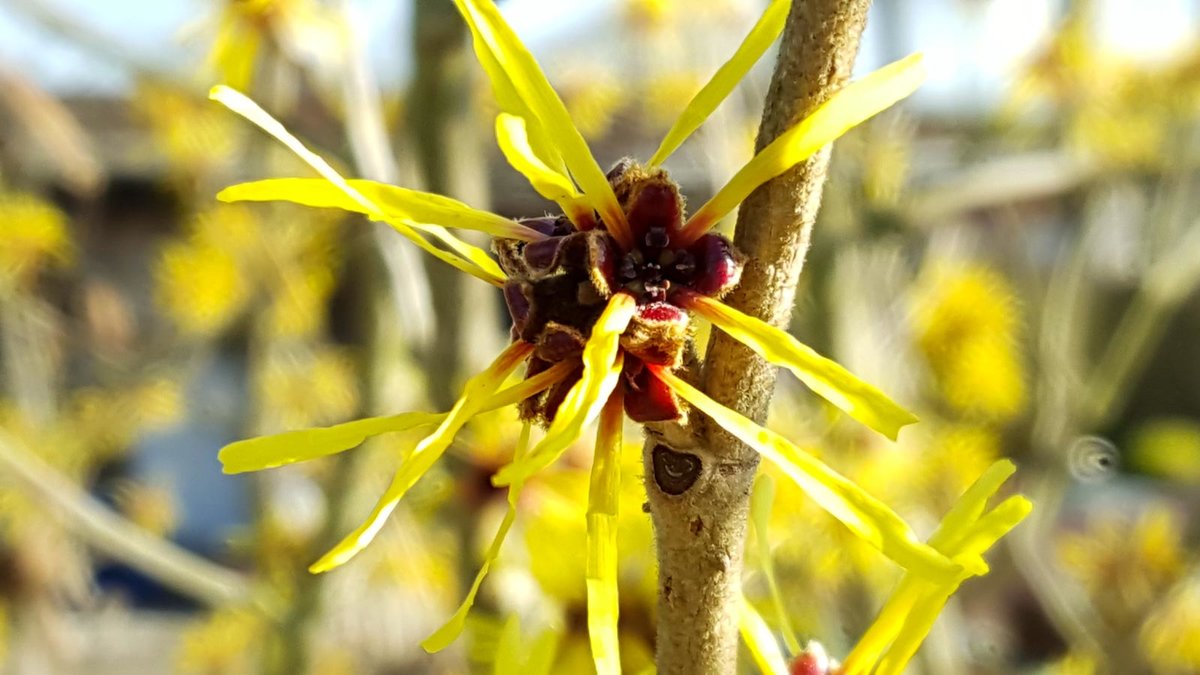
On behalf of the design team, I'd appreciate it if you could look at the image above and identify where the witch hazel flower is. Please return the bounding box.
[210,0,958,669]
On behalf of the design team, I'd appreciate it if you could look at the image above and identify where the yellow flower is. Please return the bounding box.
[558,72,626,140]
[176,608,265,674]
[914,264,1025,421]
[155,239,248,336]
[256,346,359,430]
[133,82,238,178]
[206,0,343,92]
[1128,417,1200,484]
[1058,505,1187,628]
[207,0,961,669]
[1140,579,1200,672]
[0,192,72,287]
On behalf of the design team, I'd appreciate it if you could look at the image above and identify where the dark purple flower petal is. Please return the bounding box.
[688,233,744,297]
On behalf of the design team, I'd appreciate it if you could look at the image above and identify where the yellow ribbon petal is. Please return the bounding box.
[309,341,533,573]
[220,412,445,475]
[679,53,926,244]
[685,294,918,440]
[218,177,543,242]
[492,293,637,486]
[750,474,801,654]
[647,0,789,167]
[494,114,597,226]
[842,461,1032,675]
[453,0,632,249]
[738,596,789,675]
[218,360,572,475]
[586,389,624,675]
[654,367,959,581]
[422,423,533,653]
[209,86,505,285]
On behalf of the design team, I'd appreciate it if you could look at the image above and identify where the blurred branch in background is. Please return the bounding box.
[0,431,251,608]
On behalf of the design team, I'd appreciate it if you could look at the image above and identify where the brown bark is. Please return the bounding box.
[644,2,874,673]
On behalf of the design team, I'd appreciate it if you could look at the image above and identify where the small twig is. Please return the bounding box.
[0,431,251,608]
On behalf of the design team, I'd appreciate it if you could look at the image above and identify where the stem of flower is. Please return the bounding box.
[643,2,873,672]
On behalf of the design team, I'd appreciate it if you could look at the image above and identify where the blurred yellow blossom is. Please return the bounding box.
[207,0,344,92]
[914,264,1025,421]
[133,82,238,178]
[0,192,72,288]
[558,72,626,140]
[156,239,248,336]
[1129,417,1200,484]
[256,347,359,430]
[176,607,265,674]
[641,73,703,129]
[1140,578,1200,672]
[1058,505,1187,628]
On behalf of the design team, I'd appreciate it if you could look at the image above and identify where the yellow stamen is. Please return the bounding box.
[678,53,926,244]
[586,388,624,675]
[309,341,533,573]
[653,367,960,581]
[684,294,918,440]
[453,0,633,249]
[209,86,505,285]
[648,0,789,167]
[493,293,637,486]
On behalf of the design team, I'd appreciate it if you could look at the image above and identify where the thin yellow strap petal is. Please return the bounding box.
[647,0,789,167]
[493,293,637,487]
[423,423,533,653]
[220,355,567,476]
[453,0,632,249]
[874,584,955,675]
[927,459,1016,549]
[310,342,533,573]
[750,474,802,654]
[679,53,926,243]
[586,389,624,675]
[219,411,446,474]
[218,178,507,282]
[685,294,918,440]
[654,367,958,581]
[218,177,543,242]
[840,579,925,675]
[948,496,1033,559]
[209,86,504,285]
[738,596,789,675]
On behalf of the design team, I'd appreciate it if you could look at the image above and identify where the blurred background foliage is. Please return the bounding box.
[0,0,1198,673]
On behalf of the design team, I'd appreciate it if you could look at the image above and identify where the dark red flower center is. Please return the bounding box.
[494,161,745,425]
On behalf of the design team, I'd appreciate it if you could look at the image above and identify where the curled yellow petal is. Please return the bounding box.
[685,294,918,440]
[495,114,577,199]
[218,359,570,475]
[927,459,1016,549]
[309,341,533,573]
[220,412,446,475]
[586,389,624,675]
[738,596,789,675]
[679,53,926,244]
[453,0,632,249]
[209,86,504,285]
[423,423,533,653]
[654,367,958,581]
[647,0,789,167]
[493,293,637,487]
